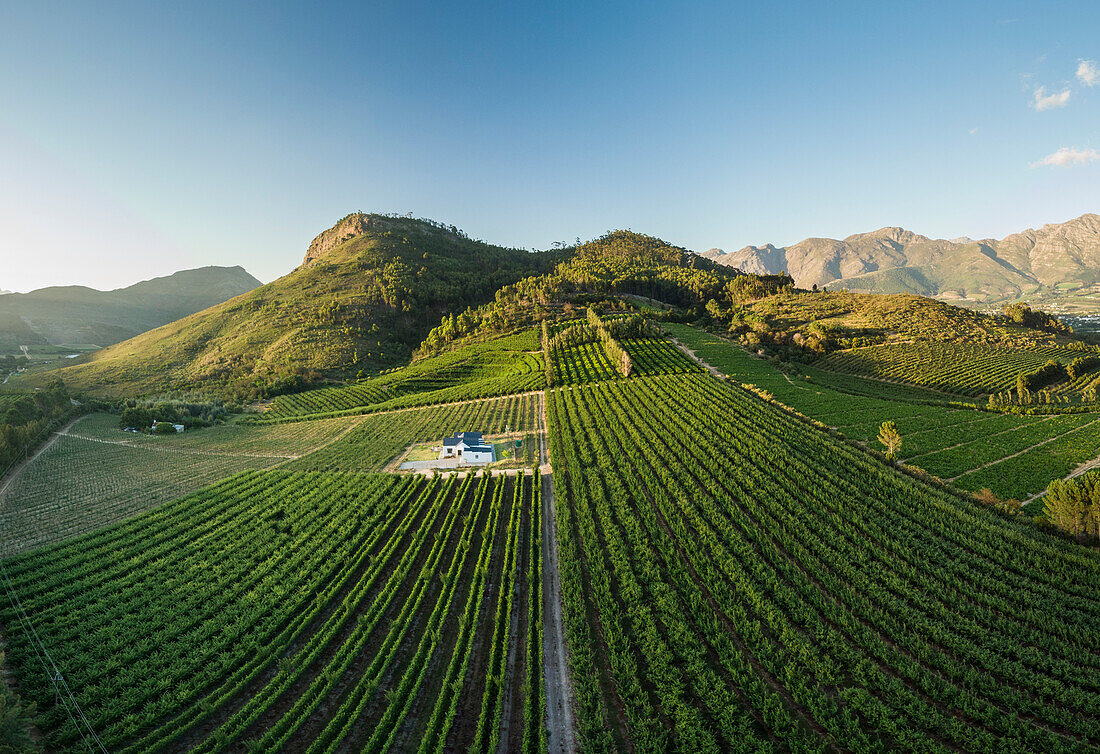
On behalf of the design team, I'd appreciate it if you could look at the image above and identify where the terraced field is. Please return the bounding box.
[819,342,1085,396]
[668,324,1100,501]
[261,331,544,421]
[548,373,1100,752]
[0,470,545,753]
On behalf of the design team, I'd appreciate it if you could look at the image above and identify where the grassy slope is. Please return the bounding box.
[43,216,553,398]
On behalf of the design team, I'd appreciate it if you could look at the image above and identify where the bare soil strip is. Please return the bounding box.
[945,417,1100,482]
[540,390,577,754]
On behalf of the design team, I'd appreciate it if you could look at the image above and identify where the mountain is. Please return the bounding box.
[48,214,558,398]
[0,266,261,348]
[702,213,1100,304]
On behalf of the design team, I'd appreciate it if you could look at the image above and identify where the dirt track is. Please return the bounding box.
[539,390,577,754]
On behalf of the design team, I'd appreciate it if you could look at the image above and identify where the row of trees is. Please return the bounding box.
[0,378,71,472]
[1017,359,1067,393]
[116,396,237,432]
[586,309,632,377]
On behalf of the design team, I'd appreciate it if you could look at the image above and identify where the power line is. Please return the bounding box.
[0,410,107,752]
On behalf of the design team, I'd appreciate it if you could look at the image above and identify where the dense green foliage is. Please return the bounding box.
[0,470,544,753]
[821,343,1087,397]
[0,381,72,474]
[0,651,38,754]
[418,231,793,354]
[548,373,1100,752]
[1001,303,1072,335]
[710,291,1080,359]
[1044,471,1100,540]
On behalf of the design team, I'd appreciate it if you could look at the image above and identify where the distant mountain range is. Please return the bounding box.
[0,266,261,350]
[699,213,1100,305]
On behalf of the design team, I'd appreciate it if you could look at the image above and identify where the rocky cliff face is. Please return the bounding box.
[302,213,380,266]
[701,214,1100,302]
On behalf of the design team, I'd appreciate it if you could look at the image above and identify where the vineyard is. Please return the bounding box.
[667,324,1100,501]
[0,394,541,556]
[0,469,545,753]
[819,342,1090,396]
[548,373,1100,752]
[549,337,699,386]
[288,392,542,472]
[0,413,371,557]
[260,331,544,421]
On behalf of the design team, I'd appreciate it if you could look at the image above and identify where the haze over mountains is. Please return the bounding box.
[700,213,1100,305]
[0,266,260,349]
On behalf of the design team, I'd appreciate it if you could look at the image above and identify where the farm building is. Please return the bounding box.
[438,431,495,464]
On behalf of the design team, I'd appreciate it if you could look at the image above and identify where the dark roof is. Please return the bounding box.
[466,444,493,453]
[444,431,483,447]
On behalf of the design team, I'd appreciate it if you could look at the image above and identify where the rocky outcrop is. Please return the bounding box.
[699,214,1100,301]
[302,213,379,266]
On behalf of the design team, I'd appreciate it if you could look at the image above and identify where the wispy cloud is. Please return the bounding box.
[969,127,979,135]
[1031,147,1100,167]
[1030,86,1071,110]
[1078,59,1099,86]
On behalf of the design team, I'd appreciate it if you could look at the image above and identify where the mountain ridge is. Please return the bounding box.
[0,265,261,348]
[701,213,1100,303]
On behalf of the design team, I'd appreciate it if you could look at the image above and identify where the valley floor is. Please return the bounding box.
[2,325,1099,753]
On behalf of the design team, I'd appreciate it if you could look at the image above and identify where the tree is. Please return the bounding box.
[878,421,902,459]
[1044,471,1100,541]
[119,406,152,431]
[0,651,36,753]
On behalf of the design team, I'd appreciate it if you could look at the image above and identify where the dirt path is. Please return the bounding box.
[945,417,1100,482]
[904,415,1059,464]
[539,390,576,754]
[669,338,724,380]
[0,416,81,503]
[1023,446,1100,504]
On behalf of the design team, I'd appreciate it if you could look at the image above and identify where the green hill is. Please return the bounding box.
[49,214,558,399]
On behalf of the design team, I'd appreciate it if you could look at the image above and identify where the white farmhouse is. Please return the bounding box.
[438,431,495,465]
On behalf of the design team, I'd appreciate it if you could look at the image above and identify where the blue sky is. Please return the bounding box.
[1,1,1098,291]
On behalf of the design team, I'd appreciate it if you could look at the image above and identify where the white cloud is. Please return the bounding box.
[1078,59,1099,87]
[1030,86,1072,110]
[1030,147,1100,167]
[969,127,979,135]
